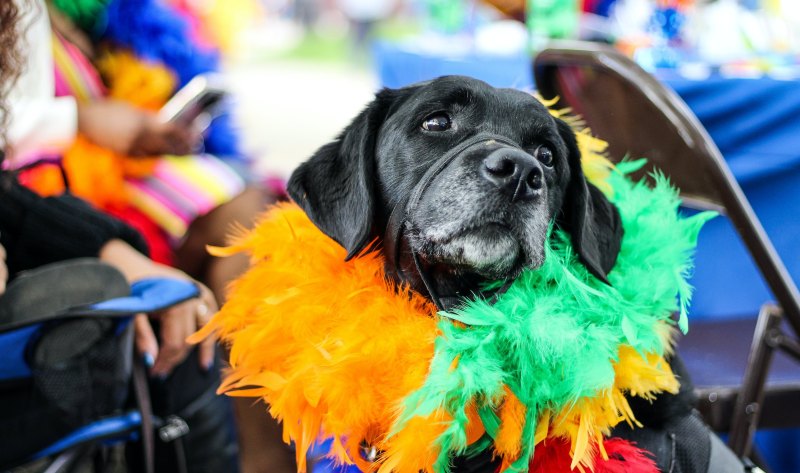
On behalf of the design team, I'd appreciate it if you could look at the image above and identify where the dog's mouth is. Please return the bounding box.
[408,220,531,280]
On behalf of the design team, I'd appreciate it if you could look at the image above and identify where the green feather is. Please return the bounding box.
[393,165,715,472]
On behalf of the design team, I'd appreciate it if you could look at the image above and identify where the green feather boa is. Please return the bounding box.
[393,161,716,471]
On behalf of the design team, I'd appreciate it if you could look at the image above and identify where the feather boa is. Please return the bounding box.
[192,128,714,472]
[50,0,242,158]
[31,0,245,211]
[99,0,219,87]
[96,49,176,111]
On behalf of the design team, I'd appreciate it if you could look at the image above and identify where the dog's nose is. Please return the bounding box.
[481,148,543,201]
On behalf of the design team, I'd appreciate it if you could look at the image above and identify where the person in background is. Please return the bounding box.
[6,1,295,471]
[7,0,263,302]
[0,2,241,471]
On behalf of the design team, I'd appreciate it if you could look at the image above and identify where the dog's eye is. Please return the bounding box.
[422,113,451,131]
[535,146,554,167]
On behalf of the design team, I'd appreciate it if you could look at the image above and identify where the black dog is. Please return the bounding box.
[287,76,743,473]
[289,76,621,307]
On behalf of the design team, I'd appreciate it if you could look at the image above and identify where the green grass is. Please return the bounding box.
[280,30,352,62]
[254,19,422,66]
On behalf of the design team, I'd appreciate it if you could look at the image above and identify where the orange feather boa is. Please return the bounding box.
[190,113,705,473]
[190,201,676,473]
[190,109,710,473]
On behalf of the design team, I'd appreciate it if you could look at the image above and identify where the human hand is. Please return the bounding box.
[99,239,217,376]
[77,99,199,157]
[0,243,7,296]
[128,118,199,157]
[134,283,217,377]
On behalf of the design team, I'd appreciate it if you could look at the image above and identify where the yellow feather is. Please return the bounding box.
[533,410,550,446]
[570,407,592,470]
[540,332,680,470]
[95,49,176,110]
[537,94,616,195]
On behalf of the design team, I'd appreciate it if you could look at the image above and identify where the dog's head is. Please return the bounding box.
[288,76,622,294]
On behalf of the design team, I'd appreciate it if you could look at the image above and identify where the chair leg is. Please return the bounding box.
[728,304,783,457]
[131,356,155,473]
[42,445,89,473]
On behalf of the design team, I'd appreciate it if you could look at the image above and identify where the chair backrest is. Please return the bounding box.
[0,260,200,469]
[533,41,800,334]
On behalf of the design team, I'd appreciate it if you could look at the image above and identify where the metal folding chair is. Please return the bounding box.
[533,41,800,463]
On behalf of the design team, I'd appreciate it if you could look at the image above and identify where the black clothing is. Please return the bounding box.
[0,176,239,472]
[0,177,148,278]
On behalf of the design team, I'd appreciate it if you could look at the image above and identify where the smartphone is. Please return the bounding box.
[158,74,227,130]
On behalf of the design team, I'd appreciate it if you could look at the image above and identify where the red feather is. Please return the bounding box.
[529,438,658,473]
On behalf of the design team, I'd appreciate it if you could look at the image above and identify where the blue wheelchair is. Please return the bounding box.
[0,259,200,473]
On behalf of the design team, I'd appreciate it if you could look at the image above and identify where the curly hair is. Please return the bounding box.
[0,0,30,157]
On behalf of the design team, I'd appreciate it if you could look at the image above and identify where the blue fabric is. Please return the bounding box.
[664,76,800,321]
[88,278,199,314]
[313,456,359,473]
[665,75,800,185]
[0,324,39,380]
[32,411,142,459]
[755,428,800,472]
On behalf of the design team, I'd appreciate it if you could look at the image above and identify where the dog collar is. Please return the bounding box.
[383,133,520,310]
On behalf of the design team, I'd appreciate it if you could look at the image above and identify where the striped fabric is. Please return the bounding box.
[126,154,244,239]
[52,32,105,100]
[50,31,245,242]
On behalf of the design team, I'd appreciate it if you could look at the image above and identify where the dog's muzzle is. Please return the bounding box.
[383,133,519,310]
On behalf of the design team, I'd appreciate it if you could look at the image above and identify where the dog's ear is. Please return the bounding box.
[287,88,402,260]
[556,118,623,284]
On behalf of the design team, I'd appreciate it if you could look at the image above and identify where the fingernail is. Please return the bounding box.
[143,353,155,368]
[204,357,215,372]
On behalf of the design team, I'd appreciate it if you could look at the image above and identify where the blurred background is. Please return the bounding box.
[224,0,800,177]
